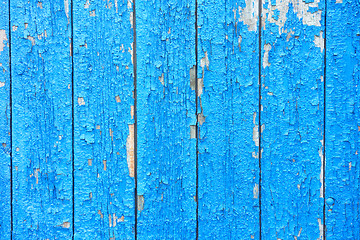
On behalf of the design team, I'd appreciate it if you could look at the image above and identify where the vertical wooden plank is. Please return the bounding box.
[261,0,325,238]
[136,1,196,238]
[0,0,11,238]
[325,0,360,238]
[197,0,260,238]
[73,0,135,239]
[11,0,73,238]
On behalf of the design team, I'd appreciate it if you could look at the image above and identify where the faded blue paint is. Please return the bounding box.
[136,0,196,239]
[73,0,135,239]
[197,0,260,238]
[325,0,360,238]
[261,0,325,238]
[11,0,73,238]
[0,0,11,238]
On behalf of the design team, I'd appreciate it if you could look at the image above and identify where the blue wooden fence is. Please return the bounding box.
[0,0,359,239]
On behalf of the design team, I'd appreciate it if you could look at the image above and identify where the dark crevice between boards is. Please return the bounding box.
[70,0,75,238]
[195,0,199,239]
[258,0,262,239]
[323,0,327,238]
[132,1,138,239]
[8,0,13,238]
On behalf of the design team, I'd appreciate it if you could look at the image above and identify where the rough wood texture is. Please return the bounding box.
[0,0,11,238]
[73,0,135,239]
[11,0,73,238]
[197,0,260,238]
[136,1,197,238]
[325,0,360,238]
[261,0,325,238]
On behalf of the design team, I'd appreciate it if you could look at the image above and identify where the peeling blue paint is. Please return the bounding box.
[0,0,11,238]
[11,0,73,238]
[136,1,197,239]
[325,0,360,238]
[73,0,135,239]
[197,0,260,238]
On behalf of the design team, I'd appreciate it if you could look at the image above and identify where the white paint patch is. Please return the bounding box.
[253,183,259,198]
[314,31,324,52]
[200,52,210,70]
[319,140,324,198]
[64,0,69,21]
[127,0,132,9]
[317,218,324,240]
[190,125,196,139]
[130,12,134,29]
[61,222,70,228]
[0,30,7,53]
[238,35,242,51]
[84,0,90,8]
[128,43,134,64]
[336,0,343,3]
[263,44,272,68]
[253,112,259,147]
[78,97,85,106]
[90,10,96,17]
[126,124,135,177]
[262,0,322,34]
[238,0,259,32]
[0,82,5,88]
[114,0,118,12]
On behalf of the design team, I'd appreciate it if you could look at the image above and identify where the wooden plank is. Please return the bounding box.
[261,0,325,238]
[11,0,73,238]
[0,0,11,238]
[136,1,196,238]
[197,0,260,238]
[325,0,360,238]
[73,0,135,239]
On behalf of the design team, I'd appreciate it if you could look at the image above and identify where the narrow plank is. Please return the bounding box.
[0,0,11,238]
[197,0,260,238]
[325,0,360,238]
[11,0,73,238]
[136,1,196,238]
[73,0,135,239]
[261,0,325,238]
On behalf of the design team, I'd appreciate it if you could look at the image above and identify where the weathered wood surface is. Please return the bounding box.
[1,0,360,239]
[136,0,197,238]
[73,0,135,239]
[11,0,73,238]
[0,0,11,238]
[261,0,325,238]
[325,0,360,238]
[197,0,260,238]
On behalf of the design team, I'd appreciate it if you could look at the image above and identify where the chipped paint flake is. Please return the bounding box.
[238,0,259,31]
[126,124,135,177]
[137,195,144,212]
[319,140,324,198]
[314,31,324,52]
[253,183,259,198]
[159,73,164,85]
[253,112,259,147]
[263,44,272,68]
[78,97,85,106]
[0,30,7,52]
[317,218,323,240]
